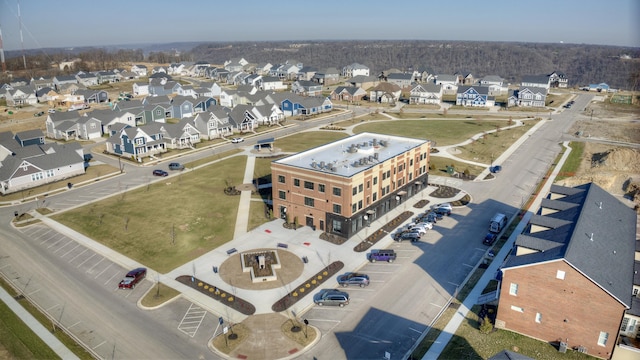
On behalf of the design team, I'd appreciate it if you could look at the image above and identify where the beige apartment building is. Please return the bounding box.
[271,132,431,239]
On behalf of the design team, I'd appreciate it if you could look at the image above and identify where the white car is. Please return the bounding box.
[432,203,452,212]
[231,137,244,143]
[408,227,428,235]
[414,221,434,230]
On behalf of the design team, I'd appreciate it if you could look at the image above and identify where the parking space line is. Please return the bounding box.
[28,288,41,296]
[68,248,89,263]
[95,263,112,279]
[462,263,474,268]
[61,244,81,258]
[68,321,81,329]
[87,257,105,274]
[53,240,74,254]
[178,304,207,337]
[409,327,423,334]
[77,253,96,268]
[47,236,65,249]
[430,303,443,307]
[46,303,60,311]
[92,341,106,350]
[104,271,119,286]
[447,281,459,287]
[42,232,65,246]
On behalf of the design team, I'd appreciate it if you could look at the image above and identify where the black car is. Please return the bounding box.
[153,169,169,177]
[483,232,498,245]
[337,273,370,287]
[396,232,421,242]
[434,207,451,216]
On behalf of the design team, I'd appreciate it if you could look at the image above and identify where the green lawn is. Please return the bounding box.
[555,142,585,181]
[52,156,247,273]
[352,119,520,146]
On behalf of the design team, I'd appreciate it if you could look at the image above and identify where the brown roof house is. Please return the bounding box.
[495,183,636,359]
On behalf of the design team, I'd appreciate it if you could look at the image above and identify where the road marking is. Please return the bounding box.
[28,289,41,296]
[462,263,474,268]
[447,281,460,287]
[104,271,119,286]
[68,321,81,329]
[92,341,106,350]
[87,257,104,274]
[430,303,443,307]
[46,303,60,311]
[95,263,112,279]
[305,318,340,323]
[47,237,65,249]
[77,253,96,268]
[68,248,88,263]
[475,248,486,251]
[61,244,80,258]
[408,327,423,334]
[52,240,73,254]
[178,304,207,337]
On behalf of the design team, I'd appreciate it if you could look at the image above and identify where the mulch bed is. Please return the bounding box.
[319,232,347,245]
[413,199,430,209]
[176,275,256,316]
[271,261,344,312]
[428,184,460,198]
[354,211,414,252]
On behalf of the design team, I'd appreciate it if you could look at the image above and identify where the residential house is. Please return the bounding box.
[118,71,137,81]
[168,63,188,76]
[495,183,636,359]
[345,75,378,90]
[137,104,169,125]
[619,259,640,341]
[191,107,236,140]
[131,64,148,77]
[53,75,79,90]
[330,86,367,102]
[35,87,60,105]
[291,80,323,97]
[75,116,103,140]
[31,78,54,91]
[252,104,284,126]
[297,66,318,81]
[369,82,402,103]
[76,72,98,87]
[0,139,85,195]
[342,63,370,77]
[244,74,262,87]
[45,111,82,140]
[177,84,197,97]
[479,75,508,96]
[456,86,495,107]
[5,86,37,106]
[192,96,216,114]
[548,71,568,88]
[145,120,201,150]
[113,99,144,113]
[412,67,436,83]
[96,71,119,84]
[133,82,149,96]
[260,76,287,91]
[255,63,273,76]
[313,67,341,85]
[224,58,249,71]
[434,74,460,95]
[281,95,333,117]
[521,75,550,90]
[152,66,167,74]
[386,73,413,89]
[228,104,259,132]
[271,62,301,80]
[507,87,548,108]
[75,89,109,104]
[86,109,137,134]
[149,79,180,96]
[170,96,196,118]
[105,125,166,160]
[197,82,222,98]
[409,83,443,105]
[14,129,45,147]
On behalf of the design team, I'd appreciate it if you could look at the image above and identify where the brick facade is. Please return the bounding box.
[497,260,626,359]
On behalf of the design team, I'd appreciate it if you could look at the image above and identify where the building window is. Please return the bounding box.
[509,283,518,296]
[382,187,386,196]
[634,288,639,296]
[278,175,285,183]
[621,317,630,331]
[294,179,300,187]
[410,159,413,166]
[597,331,609,346]
[135,138,144,145]
[510,305,524,313]
[535,313,542,323]
[31,172,44,181]
[333,187,341,196]
[556,270,566,280]
[367,181,370,189]
[333,204,342,214]
[318,184,325,193]
[373,193,377,202]
[382,172,386,180]
[386,170,390,178]
[333,219,342,233]
[358,184,363,192]
[352,187,357,196]
[358,200,363,210]
[46,169,55,177]
[373,177,378,185]
[304,197,314,207]
[304,181,314,190]
[352,204,357,213]
[279,191,286,200]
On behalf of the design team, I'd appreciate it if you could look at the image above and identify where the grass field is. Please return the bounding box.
[52,156,247,273]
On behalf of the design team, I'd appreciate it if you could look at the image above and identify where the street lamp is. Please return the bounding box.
[303,319,309,339]
[590,109,594,121]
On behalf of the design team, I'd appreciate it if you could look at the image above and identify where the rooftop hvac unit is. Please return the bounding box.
[372,138,378,146]
[359,158,364,165]
[369,155,374,162]
[348,144,358,153]
[320,161,326,168]
[379,140,387,147]
[577,346,587,354]
[374,153,379,160]
[311,162,317,168]
[362,141,367,147]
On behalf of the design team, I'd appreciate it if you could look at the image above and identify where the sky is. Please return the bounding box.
[0,0,638,51]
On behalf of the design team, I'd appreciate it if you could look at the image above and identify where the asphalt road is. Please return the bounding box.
[0,97,589,359]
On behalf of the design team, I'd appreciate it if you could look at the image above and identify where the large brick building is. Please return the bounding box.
[271,132,430,239]
[496,183,637,359]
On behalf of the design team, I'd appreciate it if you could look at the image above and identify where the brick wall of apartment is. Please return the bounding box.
[496,260,626,359]
[271,142,430,237]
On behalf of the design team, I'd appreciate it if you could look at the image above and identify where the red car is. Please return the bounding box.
[118,268,147,289]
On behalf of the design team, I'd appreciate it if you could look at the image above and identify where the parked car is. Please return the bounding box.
[368,249,397,263]
[425,212,440,223]
[168,162,184,171]
[153,169,169,177]
[483,232,498,246]
[407,227,427,236]
[48,109,56,114]
[337,273,370,287]
[434,207,451,216]
[490,165,502,174]
[433,203,452,212]
[118,267,147,289]
[313,289,350,307]
[83,153,93,162]
[396,232,421,242]
[414,221,434,230]
[231,137,244,143]
[33,111,45,117]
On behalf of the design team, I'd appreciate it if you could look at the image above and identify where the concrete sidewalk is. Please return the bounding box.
[421,141,573,359]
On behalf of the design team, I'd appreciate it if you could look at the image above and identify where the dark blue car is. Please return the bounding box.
[490,165,502,174]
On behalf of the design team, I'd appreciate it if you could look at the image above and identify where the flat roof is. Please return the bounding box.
[274,132,429,177]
